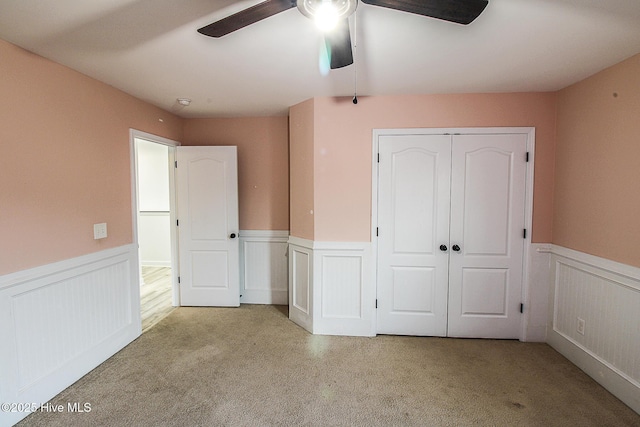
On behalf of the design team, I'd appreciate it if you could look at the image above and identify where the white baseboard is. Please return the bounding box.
[548,245,640,414]
[0,245,140,426]
[140,261,172,267]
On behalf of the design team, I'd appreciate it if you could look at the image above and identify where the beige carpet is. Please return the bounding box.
[18,305,640,426]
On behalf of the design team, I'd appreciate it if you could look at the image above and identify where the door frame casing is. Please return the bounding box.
[129,129,181,307]
[371,127,536,341]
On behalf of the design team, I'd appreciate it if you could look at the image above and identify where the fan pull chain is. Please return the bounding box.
[353,9,358,105]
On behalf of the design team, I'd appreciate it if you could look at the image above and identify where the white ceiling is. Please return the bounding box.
[1,0,639,118]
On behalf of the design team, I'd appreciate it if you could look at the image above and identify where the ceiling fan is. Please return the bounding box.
[197,0,489,70]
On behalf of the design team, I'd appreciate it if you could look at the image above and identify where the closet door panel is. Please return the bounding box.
[376,134,450,336]
[447,134,527,338]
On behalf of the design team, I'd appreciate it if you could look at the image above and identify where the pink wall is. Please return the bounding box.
[12,36,635,273]
[0,40,183,276]
[182,116,289,231]
[289,100,316,240]
[554,54,640,267]
[307,93,557,243]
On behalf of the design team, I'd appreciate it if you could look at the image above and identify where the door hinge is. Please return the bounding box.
[377,153,380,163]
[178,276,181,284]
[526,152,530,162]
[523,229,527,239]
[175,160,178,168]
[376,227,379,237]
[177,219,179,226]
[520,303,524,313]
[375,299,378,309]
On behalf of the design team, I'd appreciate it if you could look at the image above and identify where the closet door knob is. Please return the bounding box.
[439,245,448,252]
[452,244,461,252]
[229,233,237,239]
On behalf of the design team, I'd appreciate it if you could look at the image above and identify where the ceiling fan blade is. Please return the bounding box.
[361,0,488,25]
[198,0,296,37]
[325,19,353,69]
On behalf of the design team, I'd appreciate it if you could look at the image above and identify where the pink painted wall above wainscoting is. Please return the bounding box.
[0,40,183,276]
[302,93,557,243]
[554,54,640,268]
[182,116,290,232]
[6,32,637,277]
[288,99,315,241]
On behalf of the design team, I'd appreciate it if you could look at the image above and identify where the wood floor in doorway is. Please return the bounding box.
[141,266,175,333]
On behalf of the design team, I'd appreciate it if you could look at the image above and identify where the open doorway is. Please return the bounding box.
[130,130,179,332]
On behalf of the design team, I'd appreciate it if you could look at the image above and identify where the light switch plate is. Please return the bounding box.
[93,223,107,239]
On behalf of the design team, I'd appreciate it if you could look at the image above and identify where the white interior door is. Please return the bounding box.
[176,146,240,307]
[447,134,527,338]
[376,134,451,336]
[376,132,527,338]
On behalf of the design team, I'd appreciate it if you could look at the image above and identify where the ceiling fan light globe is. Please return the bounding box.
[314,3,339,31]
[297,0,358,29]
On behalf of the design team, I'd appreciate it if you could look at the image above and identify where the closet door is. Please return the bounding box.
[447,134,527,338]
[375,131,528,338]
[376,134,451,336]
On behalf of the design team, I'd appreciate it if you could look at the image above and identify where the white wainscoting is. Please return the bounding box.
[522,243,552,342]
[288,238,313,332]
[239,230,289,305]
[288,237,375,337]
[548,245,640,414]
[0,245,140,426]
[287,239,547,339]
